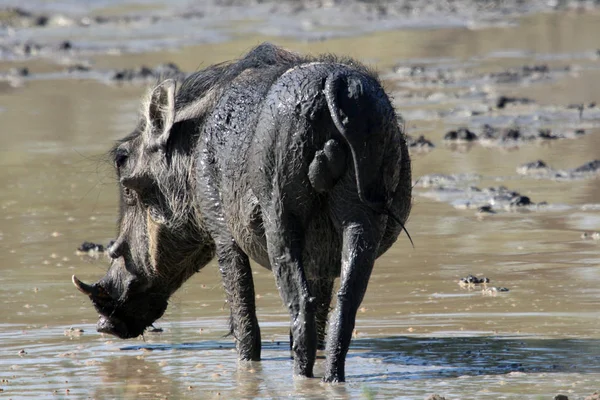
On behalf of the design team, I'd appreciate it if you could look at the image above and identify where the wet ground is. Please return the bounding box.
[1,2,600,399]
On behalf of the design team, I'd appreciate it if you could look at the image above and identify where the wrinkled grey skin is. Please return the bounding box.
[73,43,411,382]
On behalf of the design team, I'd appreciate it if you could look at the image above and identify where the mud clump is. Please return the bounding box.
[407,134,435,151]
[444,128,478,141]
[417,178,544,213]
[460,274,489,285]
[517,160,550,175]
[426,395,447,400]
[496,95,534,109]
[76,241,105,254]
[110,63,185,84]
[0,40,74,59]
[489,64,554,84]
[477,205,496,214]
[517,159,600,179]
[443,124,588,147]
[413,173,480,188]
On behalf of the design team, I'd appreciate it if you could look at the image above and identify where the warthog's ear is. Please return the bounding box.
[144,79,176,150]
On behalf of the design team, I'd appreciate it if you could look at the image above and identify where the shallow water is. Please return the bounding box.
[1,7,600,400]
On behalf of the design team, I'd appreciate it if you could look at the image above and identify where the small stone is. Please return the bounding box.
[554,395,569,400]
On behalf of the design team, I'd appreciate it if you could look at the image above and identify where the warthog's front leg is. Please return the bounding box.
[217,240,261,361]
[197,151,261,361]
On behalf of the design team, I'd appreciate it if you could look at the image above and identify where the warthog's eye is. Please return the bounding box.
[114,148,128,170]
[122,187,136,206]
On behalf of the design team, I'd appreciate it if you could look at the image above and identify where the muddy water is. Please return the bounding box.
[2,9,600,400]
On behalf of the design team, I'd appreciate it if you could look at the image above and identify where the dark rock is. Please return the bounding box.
[460,275,490,285]
[58,41,72,51]
[554,395,569,400]
[510,196,531,206]
[477,205,496,214]
[444,127,478,141]
[9,67,29,77]
[502,128,522,141]
[77,241,105,253]
[67,64,91,73]
[496,95,533,109]
[537,129,559,139]
[407,134,435,150]
[573,160,600,173]
[481,124,499,139]
[111,63,184,83]
[425,395,446,400]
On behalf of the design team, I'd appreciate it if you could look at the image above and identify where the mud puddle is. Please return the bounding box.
[1,5,600,400]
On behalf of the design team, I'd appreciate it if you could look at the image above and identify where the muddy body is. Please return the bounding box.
[72,43,411,382]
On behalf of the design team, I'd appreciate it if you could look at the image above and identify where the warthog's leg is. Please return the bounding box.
[217,240,261,361]
[197,155,261,361]
[289,278,333,352]
[309,278,334,351]
[324,209,384,383]
[264,209,317,377]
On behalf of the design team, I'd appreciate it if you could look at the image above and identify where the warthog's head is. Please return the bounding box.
[73,80,215,338]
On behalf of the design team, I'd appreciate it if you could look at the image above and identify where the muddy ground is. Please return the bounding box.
[1,1,600,399]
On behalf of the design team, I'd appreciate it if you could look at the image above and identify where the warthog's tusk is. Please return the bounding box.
[72,275,102,297]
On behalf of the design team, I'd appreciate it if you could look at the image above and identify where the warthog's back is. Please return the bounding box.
[193,47,410,276]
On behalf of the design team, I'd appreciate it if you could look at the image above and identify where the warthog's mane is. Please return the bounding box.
[112,42,377,151]
[171,42,378,123]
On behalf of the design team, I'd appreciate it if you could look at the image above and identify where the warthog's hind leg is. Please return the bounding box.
[309,278,334,351]
[264,209,317,377]
[323,209,384,383]
[289,278,334,352]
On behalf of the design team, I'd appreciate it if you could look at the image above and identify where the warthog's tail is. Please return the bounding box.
[324,71,413,247]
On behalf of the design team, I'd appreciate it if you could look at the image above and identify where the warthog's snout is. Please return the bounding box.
[96,315,133,339]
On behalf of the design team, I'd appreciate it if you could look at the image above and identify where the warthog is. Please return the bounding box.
[73,43,411,382]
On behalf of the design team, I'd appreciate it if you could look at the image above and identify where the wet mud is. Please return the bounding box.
[1,1,600,399]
